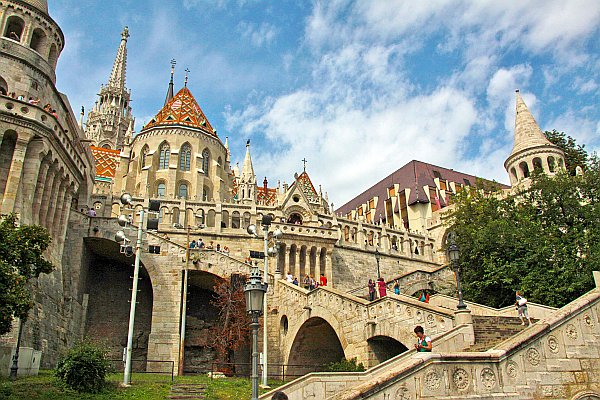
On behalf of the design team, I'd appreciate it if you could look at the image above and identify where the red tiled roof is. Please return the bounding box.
[90,146,120,179]
[257,187,277,206]
[143,87,216,135]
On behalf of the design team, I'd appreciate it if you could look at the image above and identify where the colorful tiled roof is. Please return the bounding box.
[143,87,216,135]
[257,187,277,206]
[293,171,319,204]
[90,146,121,181]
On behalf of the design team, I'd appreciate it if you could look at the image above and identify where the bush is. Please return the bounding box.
[55,341,112,393]
[325,357,366,372]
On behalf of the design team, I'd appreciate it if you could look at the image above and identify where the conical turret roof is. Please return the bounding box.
[510,91,555,156]
[241,140,255,181]
[107,27,129,89]
[21,0,48,14]
[143,87,216,135]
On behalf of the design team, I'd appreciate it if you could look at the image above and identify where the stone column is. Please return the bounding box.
[47,177,67,229]
[56,189,74,255]
[41,170,61,228]
[32,161,50,224]
[325,250,333,288]
[1,131,34,214]
[17,140,45,224]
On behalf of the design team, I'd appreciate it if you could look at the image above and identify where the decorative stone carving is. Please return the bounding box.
[394,383,411,400]
[480,368,496,390]
[584,314,594,327]
[566,323,578,340]
[416,311,423,322]
[527,348,541,366]
[506,361,518,378]
[547,335,559,353]
[453,368,470,390]
[426,313,435,326]
[406,308,412,317]
[425,371,441,391]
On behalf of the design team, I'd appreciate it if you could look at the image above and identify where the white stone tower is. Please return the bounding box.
[84,27,134,150]
[238,140,257,203]
[504,90,566,186]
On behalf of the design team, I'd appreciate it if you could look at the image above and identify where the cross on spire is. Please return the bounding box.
[184,68,190,87]
[302,158,308,172]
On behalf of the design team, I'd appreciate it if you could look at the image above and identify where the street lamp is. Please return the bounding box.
[374,247,381,281]
[447,234,467,310]
[245,265,268,400]
[246,215,282,388]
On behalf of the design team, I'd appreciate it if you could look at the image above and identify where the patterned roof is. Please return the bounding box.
[90,146,121,180]
[143,87,216,135]
[257,187,277,206]
[294,171,320,204]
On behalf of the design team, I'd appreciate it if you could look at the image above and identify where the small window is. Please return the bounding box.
[548,157,556,173]
[30,28,47,53]
[202,186,210,201]
[519,162,530,178]
[432,170,442,179]
[202,148,210,176]
[463,178,471,186]
[4,16,25,42]
[178,183,188,199]
[157,183,166,197]
[140,145,149,168]
[533,157,543,172]
[511,167,518,181]
[179,143,191,171]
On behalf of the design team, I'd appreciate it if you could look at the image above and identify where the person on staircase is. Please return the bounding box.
[377,277,387,298]
[393,280,400,295]
[414,325,432,352]
[515,290,532,326]
[368,279,376,301]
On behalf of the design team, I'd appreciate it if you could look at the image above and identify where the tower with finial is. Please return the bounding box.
[84,26,134,150]
[238,140,257,203]
[504,90,566,186]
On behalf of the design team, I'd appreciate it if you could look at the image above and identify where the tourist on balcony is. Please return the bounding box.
[198,238,205,249]
[222,245,229,255]
[377,277,387,298]
[319,273,327,287]
[286,272,293,283]
[414,325,432,352]
[189,240,197,249]
[303,274,311,290]
[368,279,376,301]
[393,280,400,295]
[292,277,298,286]
[87,208,96,217]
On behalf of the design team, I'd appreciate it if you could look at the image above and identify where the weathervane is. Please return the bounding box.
[302,158,308,172]
[184,68,190,87]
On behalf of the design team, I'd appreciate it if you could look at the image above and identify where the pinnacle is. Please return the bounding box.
[510,91,554,156]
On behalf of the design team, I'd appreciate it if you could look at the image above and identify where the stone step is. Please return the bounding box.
[469,317,537,352]
[168,384,207,400]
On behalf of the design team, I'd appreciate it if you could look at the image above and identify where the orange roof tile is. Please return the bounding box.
[257,187,277,206]
[143,87,216,135]
[91,146,121,179]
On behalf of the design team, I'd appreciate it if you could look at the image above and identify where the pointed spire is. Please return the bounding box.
[125,119,134,143]
[108,27,129,89]
[511,90,553,155]
[241,140,255,182]
[165,59,176,106]
[79,106,85,129]
[224,136,231,161]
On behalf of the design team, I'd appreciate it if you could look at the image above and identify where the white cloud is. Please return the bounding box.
[238,22,279,48]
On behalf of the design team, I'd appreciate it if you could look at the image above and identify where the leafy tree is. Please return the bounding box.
[544,130,588,175]
[209,274,251,372]
[55,340,112,393]
[447,156,600,308]
[0,214,54,335]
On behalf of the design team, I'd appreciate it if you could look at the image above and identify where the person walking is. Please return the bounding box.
[368,279,376,301]
[414,325,432,352]
[377,277,387,298]
[272,391,288,400]
[393,280,400,295]
[515,290,532,326]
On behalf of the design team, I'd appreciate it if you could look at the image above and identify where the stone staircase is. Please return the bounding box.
[167,383,207,399]
[468,315,532,352]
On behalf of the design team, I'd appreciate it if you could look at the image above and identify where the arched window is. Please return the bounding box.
[202,148,210,176]
[4,16,25,42]
[202,186,210,202]
[157,182,166,197]
[548,156,556,173]
[179,143,191,171]
[140,145,149,168]
[101,143,111,149]
[30,28,47,53]
[558,158,565,169]
[533,157,543,172]
[159,143,170,169]
[217,156,223,167]
[0,76,7,96]
[48,43,58,66]
[178,183,188,199]
[519,161,530,178]
[510,167,518,182]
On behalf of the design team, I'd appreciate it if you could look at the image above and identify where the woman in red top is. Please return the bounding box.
[377,278,387,298]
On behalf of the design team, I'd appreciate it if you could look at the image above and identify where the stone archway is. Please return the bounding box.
[287,317,344,378]
[366,335,409,368]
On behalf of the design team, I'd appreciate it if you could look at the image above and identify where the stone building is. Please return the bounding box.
[0,0,95,369]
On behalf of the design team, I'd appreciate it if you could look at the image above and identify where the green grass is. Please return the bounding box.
[0,370,282,400]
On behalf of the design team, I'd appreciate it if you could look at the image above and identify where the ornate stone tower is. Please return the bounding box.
[238,140,257,203]
[504,90,566,186]
[84,27,134,150]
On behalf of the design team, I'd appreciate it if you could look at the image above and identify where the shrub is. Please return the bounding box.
[325,357,366,372]
[55,341,112,393]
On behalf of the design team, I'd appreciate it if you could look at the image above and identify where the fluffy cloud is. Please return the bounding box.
[238,22,279,48]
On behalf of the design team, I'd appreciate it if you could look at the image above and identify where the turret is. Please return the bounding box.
[504,90,566,186]
[238,140,257,203]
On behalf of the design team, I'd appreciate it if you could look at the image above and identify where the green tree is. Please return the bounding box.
[0,214,54,335]
[447,156,600,308]
[544,130,588,175]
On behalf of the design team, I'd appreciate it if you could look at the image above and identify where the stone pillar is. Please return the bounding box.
[32,161,50,224]
[42,170,62,228]
[325,250,333,288]
[1,131,33,214]
[38,165,57,226]
[56,189,73,254]
[18,140,45,223]
[46,177,66,228]
[454,309,475,349]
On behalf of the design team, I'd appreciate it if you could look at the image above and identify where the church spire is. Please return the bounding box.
[241,140,255,182]
[511,90,553,155]
[108,26,129,89]
[165,59,176,106]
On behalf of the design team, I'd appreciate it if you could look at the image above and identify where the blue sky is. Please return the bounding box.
[50,0,600,206]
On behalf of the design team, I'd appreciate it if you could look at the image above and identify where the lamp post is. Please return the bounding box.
[374,247,381,281]
[9,318,24,379]
[244,265,268,400]
[447,234,467,310]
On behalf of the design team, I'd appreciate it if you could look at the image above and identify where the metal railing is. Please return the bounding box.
[208,362,327,383]
[109,359,175,384]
